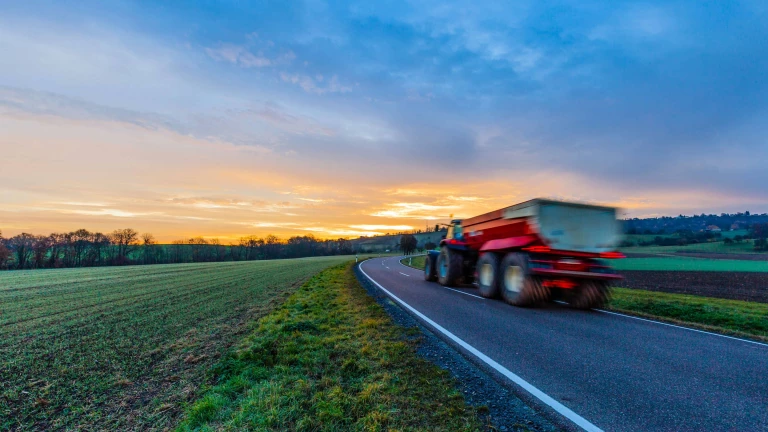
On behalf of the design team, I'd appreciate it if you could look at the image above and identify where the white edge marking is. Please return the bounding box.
[593,308,768,348]
[399,272,410,277]
[359,260,603,432]
[555,301,768,348]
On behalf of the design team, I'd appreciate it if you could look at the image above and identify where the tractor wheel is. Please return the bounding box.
[437,246,463,286]
[499,253,549,306]
[571,280,610,309]
[476,253,500,298]
[424,254,437,282]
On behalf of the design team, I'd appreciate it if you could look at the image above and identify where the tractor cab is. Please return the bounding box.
[445,219,465,241]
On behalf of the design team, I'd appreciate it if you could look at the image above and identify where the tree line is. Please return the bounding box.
[0,229,354,270]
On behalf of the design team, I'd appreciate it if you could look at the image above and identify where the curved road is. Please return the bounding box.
[360,256,768,432]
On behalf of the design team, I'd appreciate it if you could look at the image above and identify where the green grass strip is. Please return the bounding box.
[177,262,483,431]
[611,257,768,272]
[608,288,768,341]
[401,255,426,271]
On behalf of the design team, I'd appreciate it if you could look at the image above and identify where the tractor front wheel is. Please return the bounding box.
[424,253,437,282]
[437,247,463,286]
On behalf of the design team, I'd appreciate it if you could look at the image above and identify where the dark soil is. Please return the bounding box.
[618,270,768,303]
[671,252,768,261]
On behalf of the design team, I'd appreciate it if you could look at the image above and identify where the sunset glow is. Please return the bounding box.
[2,2,767,242]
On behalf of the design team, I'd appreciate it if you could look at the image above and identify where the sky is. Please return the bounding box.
[2,0,767,242]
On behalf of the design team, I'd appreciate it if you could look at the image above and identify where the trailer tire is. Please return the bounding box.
[572,280,610,309]
[424,254,437,282]
[437,247,463,286]
[499,253,548,306]
[476,253,501,298]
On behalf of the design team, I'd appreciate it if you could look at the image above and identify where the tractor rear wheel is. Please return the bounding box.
[437,246,463,286]
[571,280,610,309]
[499,253,549,306]
[476,253,500,298]
[424,254,437,282]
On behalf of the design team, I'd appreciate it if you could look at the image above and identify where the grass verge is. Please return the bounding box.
[177,262,484,431]
[608,288,768,341]
[401,255,426,271]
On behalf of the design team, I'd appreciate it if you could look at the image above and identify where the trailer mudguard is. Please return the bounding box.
[479,235,536,252]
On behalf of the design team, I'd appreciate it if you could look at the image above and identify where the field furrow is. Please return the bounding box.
[0,256,349,431]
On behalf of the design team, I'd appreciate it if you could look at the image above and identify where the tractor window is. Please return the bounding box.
[446,225,454,239]
[453,223,464,241]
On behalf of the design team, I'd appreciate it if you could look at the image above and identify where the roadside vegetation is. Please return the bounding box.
[177,262,484,431]
[403,255,426,271]
[608,288,768,340]
[0,257,348,431]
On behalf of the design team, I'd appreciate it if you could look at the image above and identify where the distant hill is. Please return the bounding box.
[623,212,768,234]
[351,230,446,253]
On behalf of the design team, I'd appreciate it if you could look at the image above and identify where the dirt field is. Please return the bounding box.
[671,252,768,261]
[624,252,768,261]
[618,270,768,303]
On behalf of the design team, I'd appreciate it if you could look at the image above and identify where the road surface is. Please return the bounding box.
[360,256,768,432]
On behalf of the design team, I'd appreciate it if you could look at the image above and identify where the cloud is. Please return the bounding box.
[370,203,460,220]
[205,44,272,67]
[66,208,150,218]
[348,224,415,231]
[279,73,353,95]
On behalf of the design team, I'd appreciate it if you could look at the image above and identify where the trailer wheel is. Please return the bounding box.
[424,254,437,282]
[476,253,500,298]
[499,253,548,306]
[437,247,463,286]
[571,280,610,309]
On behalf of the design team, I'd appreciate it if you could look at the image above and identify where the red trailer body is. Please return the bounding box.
[424,198,623,308]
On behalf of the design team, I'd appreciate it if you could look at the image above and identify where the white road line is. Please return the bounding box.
[555,300,767,348]
[399,272,410,277]
[443,286,486,299]
[593,308,768,348]
[359,260,603,432]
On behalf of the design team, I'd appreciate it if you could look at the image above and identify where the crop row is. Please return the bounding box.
[1,256,348,431]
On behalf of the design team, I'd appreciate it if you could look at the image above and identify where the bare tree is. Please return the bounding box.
[8,233,35,269]
[0,231,10,269]
[142,233,156,264]
[110,228,139,264]
[399,234,418,255]
[32,235,51,269]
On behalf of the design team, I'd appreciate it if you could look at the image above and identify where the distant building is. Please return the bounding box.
[730,223,740,231]
[706,225,722,232]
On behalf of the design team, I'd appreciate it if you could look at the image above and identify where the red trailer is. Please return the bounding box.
[423,199,624,308]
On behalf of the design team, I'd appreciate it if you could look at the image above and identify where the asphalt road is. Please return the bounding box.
[360,256,768,432]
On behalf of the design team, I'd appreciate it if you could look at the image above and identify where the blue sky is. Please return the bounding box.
[1,1,767,239]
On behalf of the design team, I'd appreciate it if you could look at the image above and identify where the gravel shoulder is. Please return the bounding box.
[354,262,561,432]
